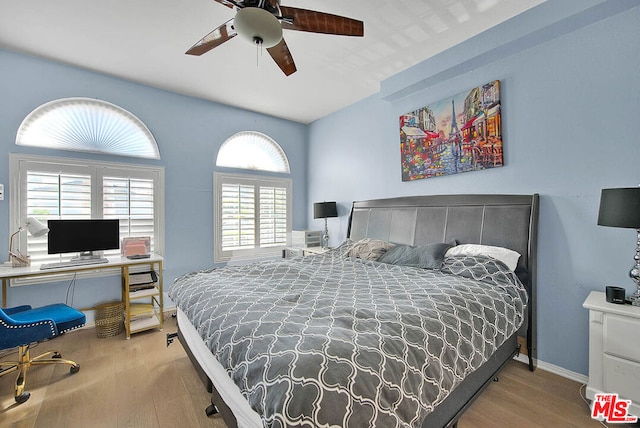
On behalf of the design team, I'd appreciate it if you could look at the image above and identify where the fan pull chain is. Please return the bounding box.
[255,39,264,68]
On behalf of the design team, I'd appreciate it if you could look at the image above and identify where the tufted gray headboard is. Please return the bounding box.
[347,193,539,369]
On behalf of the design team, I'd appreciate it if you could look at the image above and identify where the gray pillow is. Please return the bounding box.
[378,242,453,269]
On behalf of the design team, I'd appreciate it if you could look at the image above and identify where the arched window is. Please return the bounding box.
[216,131,289,172]
[16,97,160,159]
[213,132,291,263]
[10,98,164,274]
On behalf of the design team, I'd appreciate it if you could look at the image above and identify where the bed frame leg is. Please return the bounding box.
[206,403,219,417]
[166,332,178,347]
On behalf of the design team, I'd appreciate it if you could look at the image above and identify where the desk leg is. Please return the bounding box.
[123,265,131,340]
[157,261,164,330]
[2,278,6,308]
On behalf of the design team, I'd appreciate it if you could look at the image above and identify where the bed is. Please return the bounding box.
[170,193,539,428]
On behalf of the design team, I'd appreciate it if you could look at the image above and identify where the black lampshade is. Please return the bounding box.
[314,201,338,219]
[598,188,640,228]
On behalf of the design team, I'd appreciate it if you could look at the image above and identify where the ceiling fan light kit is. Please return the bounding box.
[234,7,282,48]
[186,0,364,76]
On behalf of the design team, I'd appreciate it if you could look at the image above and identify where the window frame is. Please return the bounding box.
[9,153,165,284]
[214,172,292,263]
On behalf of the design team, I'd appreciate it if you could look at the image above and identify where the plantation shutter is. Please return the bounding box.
[215,173,291,262]
[259,185,288,247]
[25,171,92,263]
[103,177,155,255]
[221,183,256,250]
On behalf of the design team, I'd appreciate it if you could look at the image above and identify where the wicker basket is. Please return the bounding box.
[94,301,125,338]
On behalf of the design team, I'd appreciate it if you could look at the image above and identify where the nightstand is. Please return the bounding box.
[583,291,640,417]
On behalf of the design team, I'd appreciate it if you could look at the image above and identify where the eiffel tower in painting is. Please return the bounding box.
[450,99,460,137]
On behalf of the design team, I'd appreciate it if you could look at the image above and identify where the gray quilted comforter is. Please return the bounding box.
[169,247,527,428]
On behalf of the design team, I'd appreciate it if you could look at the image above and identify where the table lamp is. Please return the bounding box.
[8,217,49,267]
[597,187,640,306]
[314,201,337,248]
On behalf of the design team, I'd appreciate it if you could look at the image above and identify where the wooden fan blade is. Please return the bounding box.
[267,38,297,76]
[279,6,364,37]
[186,19,237,56]
[213,0,237,9]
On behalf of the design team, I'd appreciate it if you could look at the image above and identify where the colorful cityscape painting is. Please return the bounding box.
[399,80,503,181]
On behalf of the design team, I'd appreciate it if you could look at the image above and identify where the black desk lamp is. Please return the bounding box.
[598,187,640,306]
[314,202,337,248]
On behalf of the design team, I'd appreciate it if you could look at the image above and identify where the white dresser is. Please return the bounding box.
[583,291,640,417]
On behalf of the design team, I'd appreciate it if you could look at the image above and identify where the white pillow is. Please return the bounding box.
[445,244,521,271]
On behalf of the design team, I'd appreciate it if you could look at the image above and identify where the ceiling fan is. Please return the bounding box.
[186,0,364,76]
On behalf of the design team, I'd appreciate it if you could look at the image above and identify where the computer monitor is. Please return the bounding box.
[47,219,120,260]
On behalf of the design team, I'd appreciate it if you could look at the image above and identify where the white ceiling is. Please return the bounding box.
[0,0,544,124]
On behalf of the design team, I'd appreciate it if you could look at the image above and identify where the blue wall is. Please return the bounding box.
[0,50,307,314]
[307,0,640,376]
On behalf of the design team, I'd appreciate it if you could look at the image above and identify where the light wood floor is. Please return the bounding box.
[1,317,637,428]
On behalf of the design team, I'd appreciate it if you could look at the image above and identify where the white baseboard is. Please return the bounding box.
[163,305,177,317]
[514,353,588,384]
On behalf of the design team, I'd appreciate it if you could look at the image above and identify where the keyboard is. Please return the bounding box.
[40,258,110,270]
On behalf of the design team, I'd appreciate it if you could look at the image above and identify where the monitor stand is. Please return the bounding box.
[70,251,105,263]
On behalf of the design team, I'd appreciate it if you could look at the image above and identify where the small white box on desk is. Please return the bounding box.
[291,230,322,247]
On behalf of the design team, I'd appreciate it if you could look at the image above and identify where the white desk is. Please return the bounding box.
[0,255,164,339]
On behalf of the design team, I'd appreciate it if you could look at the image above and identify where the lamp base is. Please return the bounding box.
[628,285,640,306]
[322,218,329,249]
[11,254,31,268]
[629,228,640,306]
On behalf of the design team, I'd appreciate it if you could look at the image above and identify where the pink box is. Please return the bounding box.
[122,237,150,257]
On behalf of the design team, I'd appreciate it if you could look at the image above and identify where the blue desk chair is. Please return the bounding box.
[0,303,86,404]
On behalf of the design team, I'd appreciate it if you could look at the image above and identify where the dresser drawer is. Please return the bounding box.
[604,314,640,362]
[603,354,640,403]
[291,230,322,247]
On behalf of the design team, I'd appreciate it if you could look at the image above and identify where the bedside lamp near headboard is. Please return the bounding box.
[314,201,338,249]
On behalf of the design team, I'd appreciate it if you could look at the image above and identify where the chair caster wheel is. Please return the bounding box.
[15,392,30,404]
[70,364,80,374]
